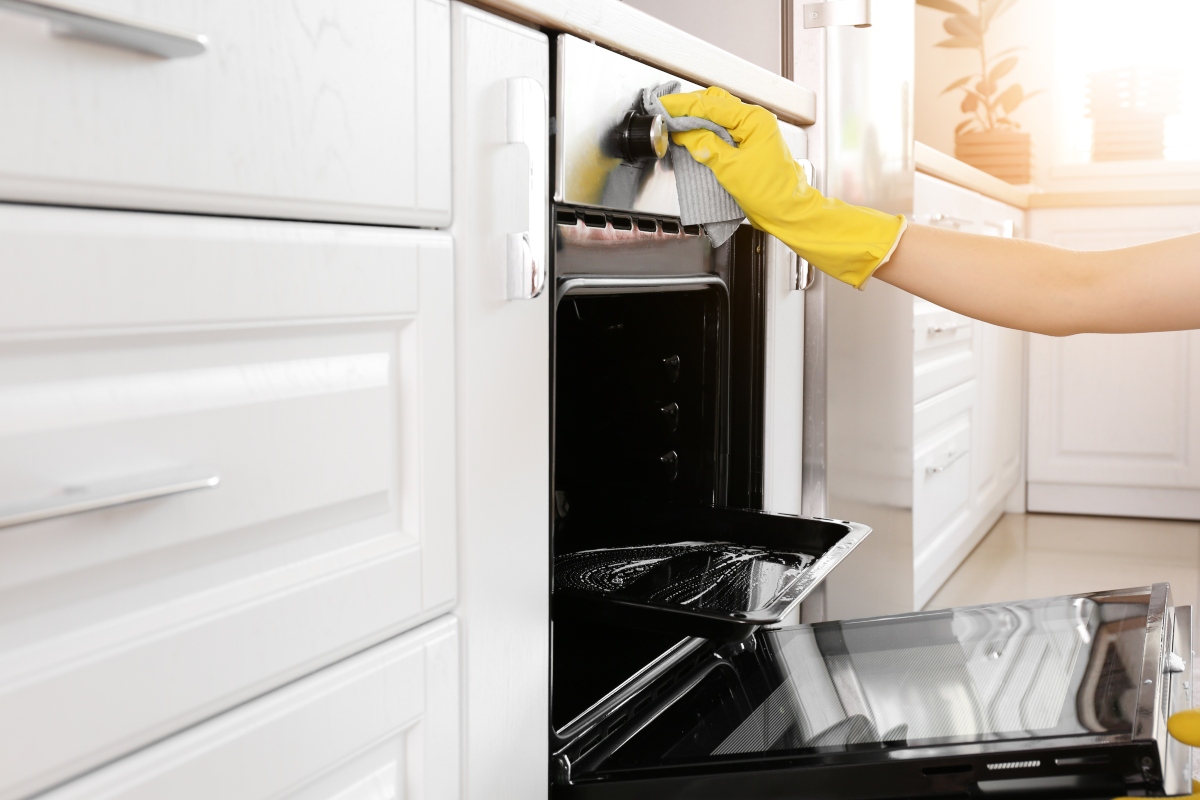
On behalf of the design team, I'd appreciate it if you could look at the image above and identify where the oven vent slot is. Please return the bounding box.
[683,224,701,236]
[660,220,680,234]
[610,215,633,231]
[987,760,1040,771]
[923,764,972,776]
[636,217,658,233]
[556,208,579,226]
[582,211,607,228]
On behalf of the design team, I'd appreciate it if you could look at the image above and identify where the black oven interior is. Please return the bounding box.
[550,210,766,732]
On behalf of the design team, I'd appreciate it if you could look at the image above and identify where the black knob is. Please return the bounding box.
[617,111,669,162]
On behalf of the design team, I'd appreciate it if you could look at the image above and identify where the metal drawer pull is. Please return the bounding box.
[926,213,972,229]
[928,322,966,335]
[0,0,208,59]
[0,465,219,530]
[926,449,966,475]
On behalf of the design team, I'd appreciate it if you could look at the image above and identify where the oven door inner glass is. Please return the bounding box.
[569,591,1150,780]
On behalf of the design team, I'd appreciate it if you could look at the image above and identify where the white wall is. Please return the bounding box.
[620,0,782,76]
[915,1,1054,186]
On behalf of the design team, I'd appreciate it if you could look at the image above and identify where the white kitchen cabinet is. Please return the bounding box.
[450,5,549,799]
[910,173,1025,608]
[1028,205,1200,520]
[0,0,450,226]
[0,204,456,800]
[41,616,459,800]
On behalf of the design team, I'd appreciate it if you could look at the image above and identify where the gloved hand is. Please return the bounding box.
[1112,709,1200,799]
[659,87,906,290]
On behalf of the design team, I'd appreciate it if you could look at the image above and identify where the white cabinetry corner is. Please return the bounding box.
[451,5,550,799]
[827,173,1025,617]
[911,175,1025,608]
[1027,205,1200,520]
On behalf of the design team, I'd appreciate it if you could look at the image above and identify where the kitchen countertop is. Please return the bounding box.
[916,142,1200,210]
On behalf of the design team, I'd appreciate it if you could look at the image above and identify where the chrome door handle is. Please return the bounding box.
[926,449,966,475]
[0,465,219,529]
[926,213,972,229]
[927,322,967,335]
[506,76,548,300]
[0,0,207,58]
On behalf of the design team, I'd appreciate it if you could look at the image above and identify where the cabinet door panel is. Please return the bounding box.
[0,0,450,226]
[1028,206,1200,519]
[0,205,455,799]
[42,617,459,800]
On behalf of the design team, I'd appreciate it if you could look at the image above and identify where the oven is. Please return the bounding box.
[548,35,1192,799]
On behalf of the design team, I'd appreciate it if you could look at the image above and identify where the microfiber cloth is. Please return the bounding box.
[641,81,745,247]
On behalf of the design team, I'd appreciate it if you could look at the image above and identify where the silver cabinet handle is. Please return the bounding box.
[506,76,548,300]
[927,322,967,335]
[926,213,972,229]
[926,448,966,475]
[0,466,219,529]
[0,0,207,58]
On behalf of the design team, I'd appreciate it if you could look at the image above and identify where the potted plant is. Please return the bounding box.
[917,0,1041,184]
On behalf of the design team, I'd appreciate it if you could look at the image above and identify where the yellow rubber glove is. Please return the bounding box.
[1112,709,1200,799]
[659,87,906,290]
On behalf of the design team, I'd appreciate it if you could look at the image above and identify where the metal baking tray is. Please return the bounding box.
[552,505,870,641]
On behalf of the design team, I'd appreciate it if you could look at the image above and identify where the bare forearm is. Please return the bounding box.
[873,224,1200,335]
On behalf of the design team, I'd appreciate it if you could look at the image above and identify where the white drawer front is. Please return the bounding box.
[914,417,972,554]
[914,301,974,403]
[0,0,450,226]
[0,205,455,799]
[42,616,459,800]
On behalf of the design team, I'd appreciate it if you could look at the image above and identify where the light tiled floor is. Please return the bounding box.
[926,512,1200,614]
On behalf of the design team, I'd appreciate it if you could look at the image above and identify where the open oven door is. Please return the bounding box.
[551,584,1192,799]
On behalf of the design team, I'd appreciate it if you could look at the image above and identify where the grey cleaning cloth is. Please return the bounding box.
[641,81,745,247]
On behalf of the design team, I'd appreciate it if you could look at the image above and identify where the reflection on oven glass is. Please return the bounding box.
[575,592,1150,777]
[556,542,815,613]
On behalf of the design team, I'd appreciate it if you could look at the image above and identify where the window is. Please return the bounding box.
[1053,0,1200,167]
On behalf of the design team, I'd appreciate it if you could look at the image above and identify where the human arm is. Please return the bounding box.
[659,87,1200,337]
[877,224,1200,336]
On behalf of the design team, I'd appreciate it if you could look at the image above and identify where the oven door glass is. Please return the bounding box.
[555,586,1186,799]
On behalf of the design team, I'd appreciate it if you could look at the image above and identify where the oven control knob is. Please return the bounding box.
[617,112,669,161]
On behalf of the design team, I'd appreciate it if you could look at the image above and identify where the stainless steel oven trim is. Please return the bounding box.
[1135,582,1171,743]
[1164,604,1192,794]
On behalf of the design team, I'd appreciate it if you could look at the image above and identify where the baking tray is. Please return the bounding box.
[552,505,871,641]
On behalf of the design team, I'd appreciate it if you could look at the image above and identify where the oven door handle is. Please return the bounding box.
[506,77,548,300]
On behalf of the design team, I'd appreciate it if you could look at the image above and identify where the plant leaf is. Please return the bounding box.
[943,14,981,37]
[976,79,995,98]
[997,83,1024,115]
[940,75,973,95]
[936,36,982,49]
[961,93,979,113]
[989,56,1018,83]
[916,0,973,15]
[955,119,976,135]
[982,0,1018,28]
